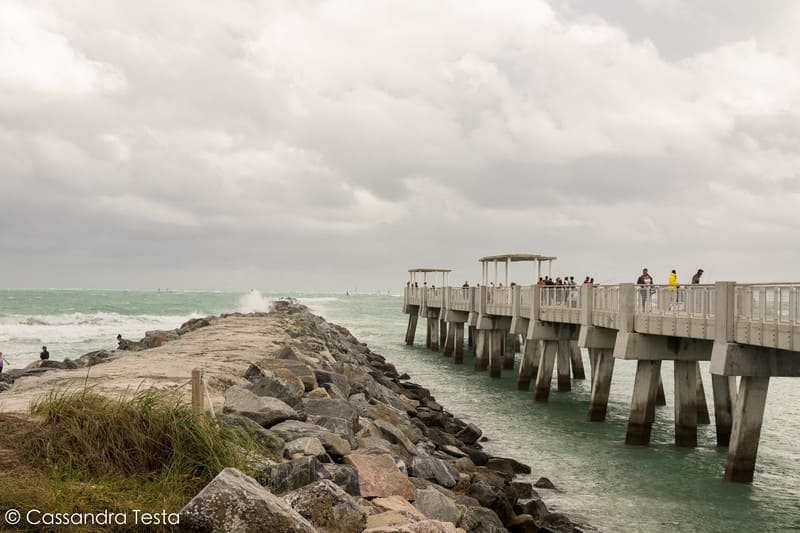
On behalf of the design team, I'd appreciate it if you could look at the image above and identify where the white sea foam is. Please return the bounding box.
[238,290,273,313]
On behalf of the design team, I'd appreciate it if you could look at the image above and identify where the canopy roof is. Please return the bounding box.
[408,268,452,273]
[478,253,557,263]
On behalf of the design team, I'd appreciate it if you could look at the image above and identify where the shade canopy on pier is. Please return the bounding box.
[479,253,557,286]
[408,268,451,287]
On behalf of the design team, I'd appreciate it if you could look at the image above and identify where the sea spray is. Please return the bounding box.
[237,290,273,313]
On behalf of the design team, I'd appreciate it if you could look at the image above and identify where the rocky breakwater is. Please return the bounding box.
[181,300,585,533]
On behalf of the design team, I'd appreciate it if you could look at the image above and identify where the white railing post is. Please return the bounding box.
[619,283,635,332]
[512,285,521,316]
[580,283,593,325]
[715,282,735,342]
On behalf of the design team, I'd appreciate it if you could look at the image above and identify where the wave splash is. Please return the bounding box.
[238,290,273,313]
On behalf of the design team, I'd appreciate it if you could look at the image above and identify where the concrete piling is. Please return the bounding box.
[711,374,734,446]
[474,330,488,371]
[443,322,455,357]
[504,332,516,369]
[569,340,585,379]
[626,360,662,445]
[696,362,711,424]
[453,323,465,364]
[673,360,698,447]
[557,339,571,392]
[405,314,418,345]
[587,349,615,422]
[725,377,770,483]
[517,339,540,390]
[534,340,558,401]
[429,318,440,351]
[489,330,503,378]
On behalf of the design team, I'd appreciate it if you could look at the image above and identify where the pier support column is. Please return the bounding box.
[429,319,440,352]
[425,319,432,349]
[443,322,455,357]
[696,362,711,425]
[503,332,516,370]
[514,335,521,353]
[405,314,418,345]
[587,349,615,422]
[474,330,488,371]
[725,377,770,483]
[711,374,734,446]
[557,339,571,392]
[656,374,667,406]
[534,341,558,402]
[674,360,698,447]
[453,323,465,364]
[569,341,585,379]
[468,326,474,348]
[517,340,540,390]
[589,350,598,392]
[439,319,447,351]
[626,360,662,445]
[489,330,503,378]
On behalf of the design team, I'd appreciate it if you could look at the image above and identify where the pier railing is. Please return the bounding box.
[404,281,800,350]
[735,284,800,349]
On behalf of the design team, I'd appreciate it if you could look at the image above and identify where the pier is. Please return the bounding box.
[402,254,800,483]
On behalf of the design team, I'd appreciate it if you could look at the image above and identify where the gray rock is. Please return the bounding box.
[510,482,534,501]
[314,370,351,398]
[322,463,360,497]
[284,479,366,533]
[251,370,306,408]
[413,487,462,524]
[223,386,301,427]
[520,499,549,522]
[533,477,556,490]
[540,512,576,533]
[270,420,352,458]
[304,398,359,433]
[310,415,356,444]
[217,413,286,459]
[466,481,515,526]
[244,363,265,383]
[409,456,459,489]
[486,457,531,476]
[0,382,12,393]
[285,437,329,462]
[456,423,482,445]
[506,514,537,533]
[458,506,507,533]
[177,317,210,335]
[257,455,332,495]
[277,345,301,360]
[441,445,468,459]
[179,467,317,533]
[459,447,489,466]
[77,350,115,367]
[256,359,318,391]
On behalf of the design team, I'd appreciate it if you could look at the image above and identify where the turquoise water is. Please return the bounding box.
[1,290,799,531]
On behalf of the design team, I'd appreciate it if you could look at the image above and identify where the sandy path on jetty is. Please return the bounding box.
[0,316,292,414]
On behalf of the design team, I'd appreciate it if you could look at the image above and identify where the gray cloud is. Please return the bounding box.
[2,0,800,290]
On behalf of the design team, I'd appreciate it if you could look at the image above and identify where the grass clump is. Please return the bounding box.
[0,387,267,531]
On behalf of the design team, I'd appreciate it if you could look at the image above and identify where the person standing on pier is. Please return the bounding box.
[637,268,654,310]
[691,269,704,284]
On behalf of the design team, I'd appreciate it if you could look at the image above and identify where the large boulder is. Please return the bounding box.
[284,479,366,533]
[271,420,352,459]
[304,398,359,433]
[217,413,286,460]
[456,424,482,446]
[409,456,459,489]
[457,506,507,533]
[179,468,317,532]
[255,358,318,391]
[251,369,306,408]
[344,453,415,500]
[314,370,352,398]
[322,463,360,497]
[413,488,462,525]
[223,386,301,427]
[486,458,531,476]
[285,437,329,462]
[257,456,332,495]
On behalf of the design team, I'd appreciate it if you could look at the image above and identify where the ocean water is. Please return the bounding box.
[1,289,799,532]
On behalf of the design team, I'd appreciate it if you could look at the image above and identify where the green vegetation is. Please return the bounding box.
[0,388,269,532]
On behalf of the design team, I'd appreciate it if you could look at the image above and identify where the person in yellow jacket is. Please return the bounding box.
[668,269,680,309]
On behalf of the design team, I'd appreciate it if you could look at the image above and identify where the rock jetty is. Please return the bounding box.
[0,300,586,532]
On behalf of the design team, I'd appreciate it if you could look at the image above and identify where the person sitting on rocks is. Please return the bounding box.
[40,346,49,360]
[0,352,7,373]
[116,333,131,350]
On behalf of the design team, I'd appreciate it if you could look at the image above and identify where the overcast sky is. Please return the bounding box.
[2,0,800,291]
